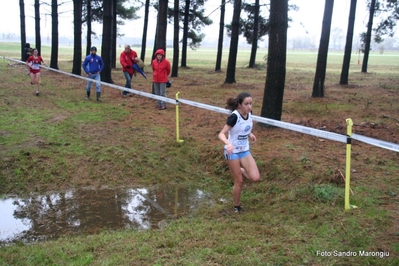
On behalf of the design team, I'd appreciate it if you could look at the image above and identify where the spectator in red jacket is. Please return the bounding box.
[120,45,138,97]
[152,49,171,110]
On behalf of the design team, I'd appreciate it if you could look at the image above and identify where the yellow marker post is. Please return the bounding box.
[175,92,184,143]
[345,118,357,210]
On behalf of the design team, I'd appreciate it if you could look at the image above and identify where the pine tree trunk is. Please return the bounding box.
[260,0,288,121]
[140,0,150,61]
[19,0,27,62]
[72,0,82,75]
[215,0,225,72]
[111,0,117,68]
[224,0,241,84]
[101,0,114,83]
[362,0,376,73]
[340,0,357,85]
[249,0,260,68]
[86,0,92,56]
[180,0,190,67]
[34,0,41,54]
[156,0,169,52]
[172,0,179,77]
[312,0,334,98]
[50,0,59,69]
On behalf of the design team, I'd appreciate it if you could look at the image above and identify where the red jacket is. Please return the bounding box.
[152,49,171,83]
[120,49,138,75]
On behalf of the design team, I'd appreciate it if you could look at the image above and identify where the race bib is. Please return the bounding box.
[32,63,40,70]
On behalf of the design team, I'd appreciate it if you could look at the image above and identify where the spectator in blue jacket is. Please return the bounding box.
[82,46,104,101]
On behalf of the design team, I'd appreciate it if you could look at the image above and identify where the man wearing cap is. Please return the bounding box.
[82,46,104,101]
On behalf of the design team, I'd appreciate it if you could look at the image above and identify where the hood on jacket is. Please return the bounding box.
[154,49,165,58]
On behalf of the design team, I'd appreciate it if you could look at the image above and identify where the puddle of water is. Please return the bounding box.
[0,185,211,245]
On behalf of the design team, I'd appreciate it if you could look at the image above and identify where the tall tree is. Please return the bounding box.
[360,0,399,63]
[224,0,241,83]
[181,0,190,67]
[215,0,225,72]
[82,0,140,64]
[340,0,357,85]
[172,0,179,77]
[50,0,59,69]
[312,0,334,98]
[101,0,114,83]
[19,0,27,62]
[156,0,211,66]
[34,0,41,54]
[83,0,102,55]
[260,0,288,120]
[179,0,212,67]
[140,0,150,61]
[72,0,83,75]
[248,0,260,68]
[112,0,117,68]
[373,0,399,41]
[362,0,377,73]
[152,24,159,61]
[85,0,92,56]
[226,2,269,66]
[156,0,169,51]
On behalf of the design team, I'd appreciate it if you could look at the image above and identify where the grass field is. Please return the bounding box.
[3,41,399,66]
[0,42,398,265]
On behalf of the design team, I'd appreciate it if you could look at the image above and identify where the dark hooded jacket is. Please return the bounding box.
[24,43,32,61]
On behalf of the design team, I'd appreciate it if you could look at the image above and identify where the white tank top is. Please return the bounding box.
[226,110,253,153]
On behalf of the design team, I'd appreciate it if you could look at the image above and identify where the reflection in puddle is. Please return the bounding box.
[0,185,211,245]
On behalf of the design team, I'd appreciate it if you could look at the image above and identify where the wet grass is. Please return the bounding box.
[1,43,399,264]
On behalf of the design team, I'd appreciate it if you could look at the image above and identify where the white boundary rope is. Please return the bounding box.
[3,56,399,153]
[3,57,176,104]
[352,133,399,153]
[178,98,348,143]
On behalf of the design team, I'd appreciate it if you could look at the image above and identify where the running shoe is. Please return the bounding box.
[234,206,242,213]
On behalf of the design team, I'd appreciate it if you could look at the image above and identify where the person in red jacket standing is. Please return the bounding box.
[152,49,171,110]
[120,45,138,97]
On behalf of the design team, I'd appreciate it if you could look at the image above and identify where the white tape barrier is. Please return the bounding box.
[178,98,231,115]
[178,98,347,143]
[4,56,398,152]
[352,133,399,153]
[252,115,348,143]
[3,57,176,105]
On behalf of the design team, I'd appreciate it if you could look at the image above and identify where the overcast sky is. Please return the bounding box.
[1,0,369,44]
